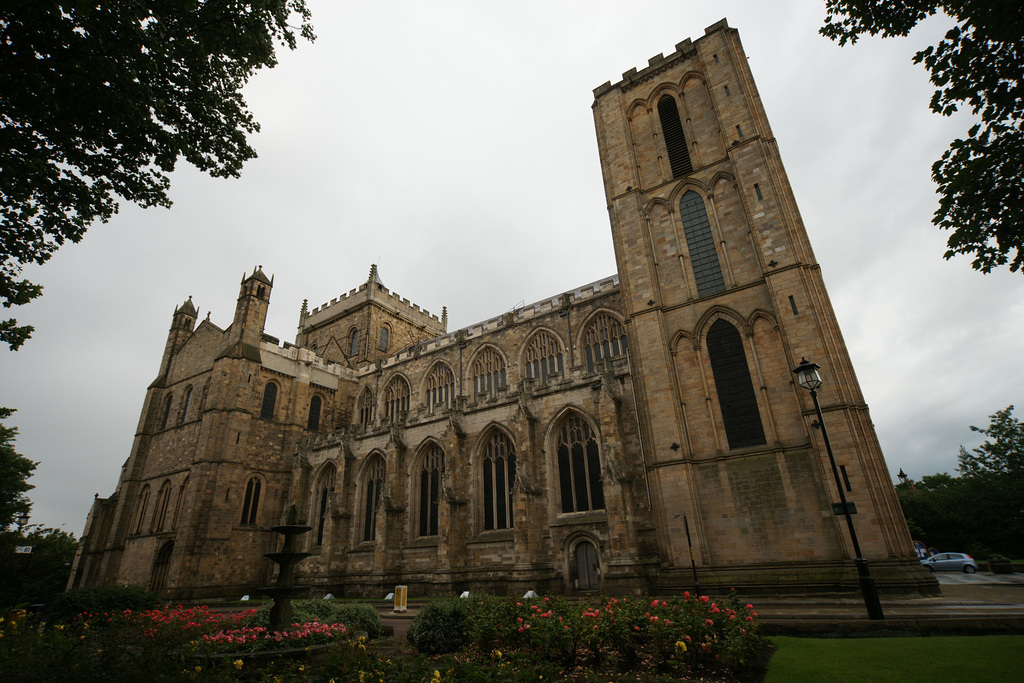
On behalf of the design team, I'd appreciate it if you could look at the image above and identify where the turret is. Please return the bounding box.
[153,296,198,385]
[217,265,273,361]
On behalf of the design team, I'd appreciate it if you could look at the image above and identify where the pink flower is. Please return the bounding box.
[634,626,640,631]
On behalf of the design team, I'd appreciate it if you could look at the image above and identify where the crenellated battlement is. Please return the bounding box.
[592,18,729,98]
[301,279,444,333]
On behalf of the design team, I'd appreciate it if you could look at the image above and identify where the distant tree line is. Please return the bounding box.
[897,405,1024,559]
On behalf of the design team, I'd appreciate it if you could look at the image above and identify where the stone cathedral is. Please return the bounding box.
[70,20,933,601]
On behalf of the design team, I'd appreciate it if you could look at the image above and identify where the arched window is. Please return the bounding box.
[260,382,278,420]
[160,394,173,430]
[180,387,193,424]
[307,395,322,431]
[657,94,693,177]
[525,331,564,384]
[358,388,374,429]
[557,415,605,514]
[483,431,516,530]
[383,377,410,421]
[152,480,173,532]
[171,476,189,530]
[150,541,174,592]
[349,328,360,357]
[418,444,444,537]
[314,465,336,546]
[379,326,390,352]
[584,314,629,373]
[131,485,151,535]
[240,476,262,525]
[425,363,454,413]
[706,319,766,449]
[680,191,725,297]
[472,347,507,400]
[362,457,385,542]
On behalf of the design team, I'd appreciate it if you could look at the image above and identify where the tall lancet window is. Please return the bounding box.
[483,431,516,530]
[680,191,726,297]
[657,94,693,177]
[706,319,766,449]
[418,444,444,537]
[362,457,385,542]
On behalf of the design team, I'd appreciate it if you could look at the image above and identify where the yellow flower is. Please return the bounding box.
[675,640,688,653]
[194,666,202,672]
[432,670,442,682]
[233,659,243,670]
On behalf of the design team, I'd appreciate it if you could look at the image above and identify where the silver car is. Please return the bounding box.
[921,552,978,573]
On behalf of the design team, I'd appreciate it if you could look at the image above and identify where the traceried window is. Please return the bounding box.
[556,415,605,514]
[357,388,374,429]
[472,347,507,400]
[307,395,322,431]
[260,382,278,420]
[314,465,336,546]
[482,431,516,531]
[680,191,725,297]
[379,326,390,352]
[706,319,766,449]
[657,94,693,177]
[152,480,173,532]
[584,314,628,373]
[425,363,454,413]
[240,476,262,525]
[525,331,564,384]
[362,457,385,542]
[418,444,444,537]
[160,394,173,430]
[131,485,151,535]
[383,377,410,421]
[180,387,193,424]
[349,328,359,357]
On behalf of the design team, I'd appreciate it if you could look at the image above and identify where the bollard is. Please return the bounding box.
[393,585,408,612]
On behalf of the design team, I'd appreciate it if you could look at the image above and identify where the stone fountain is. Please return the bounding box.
[260,509,312,632]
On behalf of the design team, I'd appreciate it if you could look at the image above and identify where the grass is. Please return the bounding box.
[767,635,1024,683]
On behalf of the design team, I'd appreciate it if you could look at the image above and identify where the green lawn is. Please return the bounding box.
[767,635,1024,682]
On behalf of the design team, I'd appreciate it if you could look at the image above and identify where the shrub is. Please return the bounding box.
[407,597,470,654]
[243,599,384,638]
[333,602,385,638]
[48,584,163,624]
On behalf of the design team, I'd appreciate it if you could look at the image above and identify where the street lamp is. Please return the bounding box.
[792,358,885,620]
[15,511,29,532]
[897,468,909,486]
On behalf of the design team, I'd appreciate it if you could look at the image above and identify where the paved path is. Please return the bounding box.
[377,572,1024,639]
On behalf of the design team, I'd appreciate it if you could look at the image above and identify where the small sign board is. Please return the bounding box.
[393,585,408,613]
[15,546,34,554]
[831,502,857,515]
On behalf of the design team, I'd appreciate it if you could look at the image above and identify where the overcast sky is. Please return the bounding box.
[2,1,1021,535]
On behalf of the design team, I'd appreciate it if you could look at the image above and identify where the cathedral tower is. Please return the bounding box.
[592,20,928,591]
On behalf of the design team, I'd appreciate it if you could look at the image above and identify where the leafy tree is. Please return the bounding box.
[897,406,1024,558]
[0,407,36,530]
[0,1,314,350]
[0,526,77,611]
[821,1,1024,274]
[957,404,1023,477]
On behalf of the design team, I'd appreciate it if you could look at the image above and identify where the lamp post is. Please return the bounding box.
[15,511,29,532]
[792,358,884,620]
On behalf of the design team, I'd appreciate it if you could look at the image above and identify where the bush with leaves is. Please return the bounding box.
[48,584,163,624]
[406,596,471,654]
[243,599,384,638]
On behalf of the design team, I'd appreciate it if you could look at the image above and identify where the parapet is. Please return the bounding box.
[300,280,445,334]
[592,18,729,98]
[358,274,620,375]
